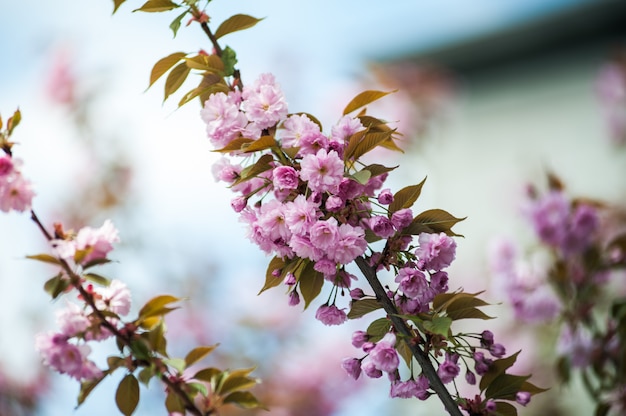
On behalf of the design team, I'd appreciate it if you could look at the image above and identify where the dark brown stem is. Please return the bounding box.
[354,256,463,416]
[30,210,204,416]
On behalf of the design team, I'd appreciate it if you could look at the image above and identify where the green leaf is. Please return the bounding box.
[138,295,181,320]
[485,374,530,401]
[83,272,111,287]
[112,0,127,13]
[479,351,521,392]
[165,391,185,413]
[213,137,254,154]
[219,375,258,395]
[149,52,186,88]
[27,253,62,266]
[396,338,413,367]
[115,374,140,416]
[134,0,179,13]
[343,90,395,115]
[147,319,168,356]
[77,373,108,406]
[259,256,289,294]
[446,296,493,321]
[7,108,21,136]
[343,129,367,161]
[232,154,273,186]
[187,381,209,396]
[193,367,221,382]
[408,209,466,237]
[169,11,187,37]
[164,62,191,101]
[107,356,126,372]
[81,257,113,269]
[347,298,382,319]
[422,315,452,337]
[367,317,391,342]
[214,14,264,40]
[242,135,278,153]
[298,261,324,309]
[494,401,518,416]
[388,178,427,214]
[221,46,238,77]
[351,130,395,160]
[164,357,186,374]
[363,163,398,178]
[223,391,263,409]
[137,367,154,386]
[184,345,218,367]
[351,169,372,185]
[43,274,70,299]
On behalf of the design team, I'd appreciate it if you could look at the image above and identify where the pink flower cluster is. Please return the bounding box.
[0,155,35,213]
[35,221,130,381]
[51,219,120,266]
[595,59,626,145]
[35,280,131,381]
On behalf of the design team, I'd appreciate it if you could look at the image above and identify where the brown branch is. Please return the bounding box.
[354,256,463,416]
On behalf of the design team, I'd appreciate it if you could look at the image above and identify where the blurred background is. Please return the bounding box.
[1,0,625,414]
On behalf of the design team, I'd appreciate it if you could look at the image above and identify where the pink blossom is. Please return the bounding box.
[299,131,329,156]
[437,353,460,384]
[369,333,399,373]
[390,376,429,400]
[35,332,102,380]
[341,357,362,380]
[329,223,367,265]
[289,234,323,261]
[415,232,456,271]
[309,217,340,250]
[299,149,344,193]
[315,304,347,326]
[369,215,396,238]
[241,75,288,129]
[362,361,383,378]
[211,157,242,183]
[272,165,299,190]
[528,191,569,247]
[395,267,431,302]
[74,219,120,265]
[429,270,449,294]
[0,155,14,176]
[56,302,90,337]
[279,113,321,149]
[284,194,320,236]
[377,188,394,205]
[230,196,247,212]
[94,280,132,316]
[313,257,337,277]
[557,325,594,368]
[257,200,291,243]
[391,208,413,230]
[200,91,247,148]
[324,195,344,211]
[330,115,364,144]
[0,174,35,212]
[337,178,364,200]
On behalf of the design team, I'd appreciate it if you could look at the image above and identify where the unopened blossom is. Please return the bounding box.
[351,330,369,348]
[74,219,120,265]
[473,351,492,375]
[94,279,131,316]
[341,357,362,380]
[288,290,300,306]
[465,370,476,385]
[437,353,460,384]
[362,361,383,378]
[299,149,344,193]
[230,196,247,212]
[490,343,506,358]
[369,333,399,373]
[516,391,531,406]
[415,232,456,271]
[272,165,299,190]
[315,304,347,326]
